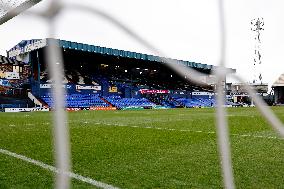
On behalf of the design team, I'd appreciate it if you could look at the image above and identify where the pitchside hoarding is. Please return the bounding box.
[75,85,101,90]
[40,84,101,91]
[5,72,19,79]
[5,107,50,112]
[139,89,170,94]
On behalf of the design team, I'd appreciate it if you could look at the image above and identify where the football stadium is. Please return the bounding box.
[1,39,284,189]
[2,38,228,111]
[1,1,284,189]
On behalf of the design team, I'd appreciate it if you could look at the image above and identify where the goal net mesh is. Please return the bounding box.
[0,0,28,16]
[0,0,41,24]
[1,1,283,189]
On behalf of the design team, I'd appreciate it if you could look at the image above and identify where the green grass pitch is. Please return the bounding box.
[1,107,284,188]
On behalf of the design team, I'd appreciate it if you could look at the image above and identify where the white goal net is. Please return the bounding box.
[0,0,41,24]
[1,1,284,189]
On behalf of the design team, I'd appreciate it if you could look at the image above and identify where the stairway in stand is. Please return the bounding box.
[100,97,114,107]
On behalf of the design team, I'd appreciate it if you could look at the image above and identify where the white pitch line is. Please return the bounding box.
[231,133,278,139]
[0,148,119,189]
[103,123,283,141]
[11,122,283,140]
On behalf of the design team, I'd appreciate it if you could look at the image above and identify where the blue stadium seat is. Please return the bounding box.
[41,93,109,108]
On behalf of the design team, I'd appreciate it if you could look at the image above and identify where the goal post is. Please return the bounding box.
[0,0,42,25]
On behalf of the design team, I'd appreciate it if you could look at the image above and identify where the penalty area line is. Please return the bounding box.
[80,121,283,140]
[0,148,119,189]
[109,123,283,140]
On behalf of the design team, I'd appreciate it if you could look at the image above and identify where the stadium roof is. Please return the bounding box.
[0,55,22,65]
[7,38,235,72]
[272,73,284,87]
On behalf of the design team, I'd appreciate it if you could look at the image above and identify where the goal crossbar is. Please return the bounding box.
[0,0,42,25]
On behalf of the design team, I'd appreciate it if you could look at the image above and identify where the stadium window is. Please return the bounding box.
[13,65,19,73]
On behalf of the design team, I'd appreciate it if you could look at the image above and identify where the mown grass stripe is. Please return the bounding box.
[0,148,120,189]
[98,123,283,140]
[11,122,283,140]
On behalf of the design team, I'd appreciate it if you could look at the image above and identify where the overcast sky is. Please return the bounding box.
[1,0,284,88]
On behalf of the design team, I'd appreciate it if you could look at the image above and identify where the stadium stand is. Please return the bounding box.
[41,93,109,108]
[105,95,156,109]
[0,95,34,110]
[4,39,236,110]
[175,97,214,108]
[0,55,34,111]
